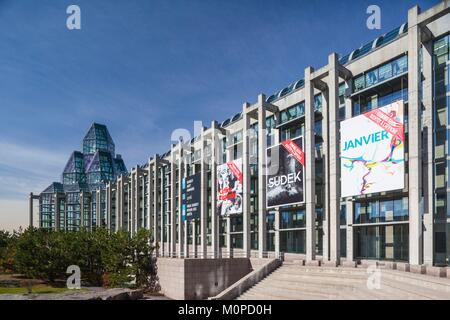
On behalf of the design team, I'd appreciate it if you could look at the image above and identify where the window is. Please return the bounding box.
[354,198,408,224]
[280,210,306,229]
[353,55,408,93]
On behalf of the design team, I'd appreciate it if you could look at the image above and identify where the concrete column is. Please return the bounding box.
[80,192,85,229]
[407,6,423,266]
[224,132,232,257]
[257,94,267,258]
[130,172,135,234]
[192,220,197,257]
[117,178,123,231]
[106,184,112,231]
[200,128,208,259]
[153,157,160,253]
[160,166,165,256]
[422,39,434,265]
[328,53,341,264]
[322,85,330,261]
[344,78,354,262]
[184,160,189,257]
[170,151,177,257]
[346,199,354,261]
[135,170,142,233]
[226,217,232,257]
[96,190,101,228]
[147,160,153,233]
[29,193,34,228]
[211,121,219,258]
[54,194,60,231]
[242,102,251,258]
[274,209,280,258]
[178,153,185,258]
[305,67,317,261]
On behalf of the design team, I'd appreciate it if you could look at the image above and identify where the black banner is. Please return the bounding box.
[266,137,305,208]
[181,172,201,221]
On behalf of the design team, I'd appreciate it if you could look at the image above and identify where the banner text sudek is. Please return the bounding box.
[266,137,305,208]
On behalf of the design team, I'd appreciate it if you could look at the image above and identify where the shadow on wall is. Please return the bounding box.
[157,258,254,300]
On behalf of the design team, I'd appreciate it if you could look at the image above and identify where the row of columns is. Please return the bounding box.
[30,4,443,266]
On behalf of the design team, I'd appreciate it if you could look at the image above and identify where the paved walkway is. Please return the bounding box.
[0,287,149,300]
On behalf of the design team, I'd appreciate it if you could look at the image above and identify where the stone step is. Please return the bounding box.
[236,264,450,300]
[245,285,392,300]
[277,265,450,293]
[379,269,450,293]
[251,276,430,300]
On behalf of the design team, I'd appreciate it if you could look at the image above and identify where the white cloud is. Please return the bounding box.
[0,199,29,232]
[0,140,68,231]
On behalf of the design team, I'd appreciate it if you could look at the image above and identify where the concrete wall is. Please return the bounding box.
[157,258,270,300]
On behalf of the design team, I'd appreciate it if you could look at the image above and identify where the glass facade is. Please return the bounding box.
[433,35,450,266]
[353,197,409,261]
[39,123,127,231]
[353,55,408,93]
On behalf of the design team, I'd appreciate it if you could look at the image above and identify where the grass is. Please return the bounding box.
[0,284,85,295]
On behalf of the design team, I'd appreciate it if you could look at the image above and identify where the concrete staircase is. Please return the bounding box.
[236,262,450,300]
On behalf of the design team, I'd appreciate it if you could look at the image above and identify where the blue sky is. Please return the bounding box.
[0,0,438,230]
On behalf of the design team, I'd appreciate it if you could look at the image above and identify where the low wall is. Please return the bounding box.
[157,258,259,300]
[209,258,281,300]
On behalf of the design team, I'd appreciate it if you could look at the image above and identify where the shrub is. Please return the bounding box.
[10,227,158,289]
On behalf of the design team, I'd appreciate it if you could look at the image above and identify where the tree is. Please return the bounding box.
[129,229,159,291]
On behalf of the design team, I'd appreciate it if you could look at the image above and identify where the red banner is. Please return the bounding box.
[227,161,243,183]
[281,139,305,166]
[363,108,404,141]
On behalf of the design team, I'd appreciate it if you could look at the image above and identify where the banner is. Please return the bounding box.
[181,172,201,221]
[340,100,405,197]
[266,137,305,208]
[217,159,243,216]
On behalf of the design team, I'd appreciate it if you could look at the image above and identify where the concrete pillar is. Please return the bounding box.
[211,121,219,258]
[257,94,267,258]
[96,190,101,228]
[344,78,354,262]
[54,194,60,231]
[242,102,252,258]
[184,159,189,257]
[178,152,185,258]
[170,151,177,257]
[29,193,34,228]
[274,209,280,258]
[135,170,142,233]
[160,166,165,256]
[407,6,423,266]
[192,220,197,257]
[305,67,316,261]
[322,86,330,261]
[153,157,160,253]
[346,199,354,261]
[328,53,341,264]
[80,192,85,229]
[116,178,123,231]
[147,160,153,233]
[422,39,434,265]
[200,128,208,258]
[130,172,135,234]
[106,184,112,231]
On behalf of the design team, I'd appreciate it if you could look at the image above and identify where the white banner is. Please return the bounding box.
[340,101,405,197]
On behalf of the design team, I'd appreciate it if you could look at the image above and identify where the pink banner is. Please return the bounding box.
[281,139,305,166]
[227,161,243,183]
[363,108,404,141]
